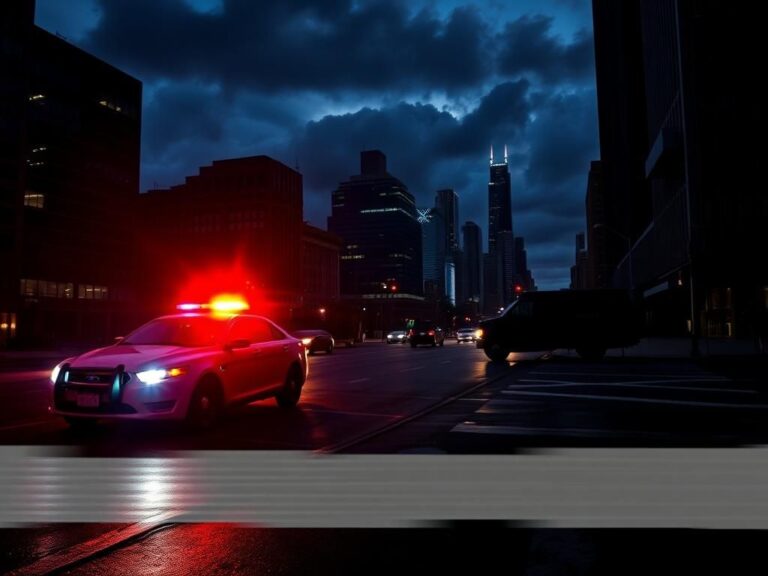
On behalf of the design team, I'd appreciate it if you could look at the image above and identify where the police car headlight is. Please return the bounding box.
[136,367,186,386]
[50,362,63,384]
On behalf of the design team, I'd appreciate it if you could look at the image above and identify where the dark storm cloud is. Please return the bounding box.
[143,82,228,157]
[293,80,533,213]
[83,0,491,93]
[440,80,531,156]
[45,0,599,288]
[523,88,597,190]
[497,15,594,83]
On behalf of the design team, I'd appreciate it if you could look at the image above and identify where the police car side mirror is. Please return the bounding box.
[224,338,251,351]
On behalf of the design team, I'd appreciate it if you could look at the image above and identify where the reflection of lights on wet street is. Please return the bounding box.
[136,464,172,513]
[5,449,200,523]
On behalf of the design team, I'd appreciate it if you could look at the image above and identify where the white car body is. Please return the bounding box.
[456,328,478,343]
[50,313,308,423]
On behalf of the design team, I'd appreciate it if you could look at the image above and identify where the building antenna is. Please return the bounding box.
[489,144,494,166]
[504,144,508,164]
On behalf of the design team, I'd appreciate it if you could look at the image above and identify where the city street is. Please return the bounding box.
[2,342,768,573]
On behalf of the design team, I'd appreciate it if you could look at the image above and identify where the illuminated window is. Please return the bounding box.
[20,279,76,299]
[99,99,124,113]
[20,279,37,297]
[0,313,17,338]
[57,283,74,299]
[23,192,45,208]
[78,284,109,300]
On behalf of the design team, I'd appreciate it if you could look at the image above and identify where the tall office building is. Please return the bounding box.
[482,145,535,313]
[592,0,765,338]
[487,145,513,254]
[140,156,304,319]
[461,221,482,304]
[423,188,460,304]
[1,0,142,347]
[328,150,422,296]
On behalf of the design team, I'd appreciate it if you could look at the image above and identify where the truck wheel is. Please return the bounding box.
[576,347,606,361]
[484,343,510,362]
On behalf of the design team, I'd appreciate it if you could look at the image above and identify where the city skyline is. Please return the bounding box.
[34,0,598,290]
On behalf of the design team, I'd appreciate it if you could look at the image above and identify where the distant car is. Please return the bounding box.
[456,327,478,343]
[292,329,334,355]
[408,321,445,347]
[50,309,309,429]
[386,330,408,344]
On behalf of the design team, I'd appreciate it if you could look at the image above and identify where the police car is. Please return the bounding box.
[50,297,308,429]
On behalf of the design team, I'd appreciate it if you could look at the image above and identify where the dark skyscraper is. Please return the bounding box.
[592,0,765,339]
[488,145,512,254]
[1,1,142,347]
[140,156,304,317]
[328,150,422,296]
[436,188,460,252]
[462,221,482,304]
[423,188,460,304]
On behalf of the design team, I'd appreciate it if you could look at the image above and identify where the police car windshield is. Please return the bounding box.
[121,316,227,347]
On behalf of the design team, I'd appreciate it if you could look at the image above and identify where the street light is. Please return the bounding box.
[593,223,634,292]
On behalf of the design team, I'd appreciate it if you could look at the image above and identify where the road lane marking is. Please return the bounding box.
[440,360,453,364]
[348,377,370,384]
[450,422,668,438]
[399,366,424,372]
[304,408,400,418]
[530,371,731,380]
[500,389,768,409]
[514,379,756,394]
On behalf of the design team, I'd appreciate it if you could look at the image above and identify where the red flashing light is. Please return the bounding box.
[175,294,250,314]
[209,294,249,313]
[514,284,523,294]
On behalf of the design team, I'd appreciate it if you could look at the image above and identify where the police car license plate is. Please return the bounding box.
[77,393,99,408]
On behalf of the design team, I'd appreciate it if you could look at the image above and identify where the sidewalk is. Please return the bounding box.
[555,337,765,359]
[553,337,767,382]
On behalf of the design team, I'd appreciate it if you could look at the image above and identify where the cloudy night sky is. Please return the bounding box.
[35,0,597,290]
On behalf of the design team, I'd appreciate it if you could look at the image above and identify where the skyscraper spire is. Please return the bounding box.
[489,144,494,166]
[504,144,508,164]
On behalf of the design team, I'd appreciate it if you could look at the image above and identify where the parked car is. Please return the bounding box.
[456,327,478,343]
[50,307,308,429]
[292,329,335,355]
[476,289,642,361]
[408,321,445,347]
[386,330,408,344]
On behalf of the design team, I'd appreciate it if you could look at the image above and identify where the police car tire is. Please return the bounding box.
[187,377,222,430]
[276,365,303,408]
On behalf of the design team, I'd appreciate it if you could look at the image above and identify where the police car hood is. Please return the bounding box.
[70,344,206,371]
